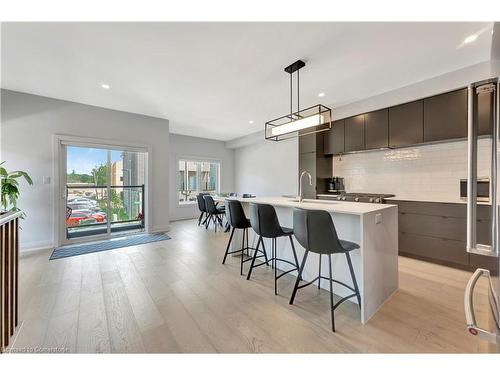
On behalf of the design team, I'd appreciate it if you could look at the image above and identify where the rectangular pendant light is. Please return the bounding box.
[271,114,324,136]
[265,60,333,141]
[266,104,332,141]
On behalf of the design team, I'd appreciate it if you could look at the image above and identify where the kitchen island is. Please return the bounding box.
[222,196,399,324]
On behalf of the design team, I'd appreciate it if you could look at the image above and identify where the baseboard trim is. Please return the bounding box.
[19,245,54,257]
[170,215,198,222]
[150,225,171,233]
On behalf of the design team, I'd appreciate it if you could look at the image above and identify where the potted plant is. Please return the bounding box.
[0,161,33,215]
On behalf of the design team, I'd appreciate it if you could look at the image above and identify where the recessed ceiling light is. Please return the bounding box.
[464,34,478,44]
[249,120,254,124]
[318,92,325,97]
[101,83,110,89]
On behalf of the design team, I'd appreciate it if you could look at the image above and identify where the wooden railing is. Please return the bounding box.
[0,211,21,353]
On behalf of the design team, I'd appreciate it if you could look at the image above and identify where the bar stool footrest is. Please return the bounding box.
[296,276,357,294]
[333,293,358,310]
[276,267,298,280]
[242,254,266,264]
[269,257,298,269]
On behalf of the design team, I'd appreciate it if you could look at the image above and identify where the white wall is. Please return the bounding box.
[0,90,170,251]
[169,133,234,221]
[233,135,298,197]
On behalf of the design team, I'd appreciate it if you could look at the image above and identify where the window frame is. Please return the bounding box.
[176,156,221,206]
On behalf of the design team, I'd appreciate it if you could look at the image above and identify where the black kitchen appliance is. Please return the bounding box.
[326,177,345,193]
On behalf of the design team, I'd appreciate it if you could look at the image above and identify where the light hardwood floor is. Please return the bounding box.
[8,219,492,353]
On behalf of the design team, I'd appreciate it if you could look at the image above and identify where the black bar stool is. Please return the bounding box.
[203,195,225,232]
[222,199,269,275]
[196,193,210,226]
[246,203,301,295]
[289,207,361,332]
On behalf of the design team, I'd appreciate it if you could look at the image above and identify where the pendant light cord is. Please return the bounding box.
[297,68,300,114]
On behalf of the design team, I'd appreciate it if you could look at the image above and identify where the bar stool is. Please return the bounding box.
[196,193,210,226]
[222,199,269,275]
[203,195,225,231]
[289,207,361,332]
[246,203,301,295]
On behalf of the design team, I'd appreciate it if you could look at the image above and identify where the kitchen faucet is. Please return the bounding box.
[298,170,313,203]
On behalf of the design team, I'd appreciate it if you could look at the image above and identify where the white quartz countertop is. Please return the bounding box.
[219,196,396,215]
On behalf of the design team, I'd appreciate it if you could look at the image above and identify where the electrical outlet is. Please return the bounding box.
[375,213,382,224]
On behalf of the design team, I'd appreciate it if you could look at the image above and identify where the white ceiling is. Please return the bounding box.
[1,22,494,141]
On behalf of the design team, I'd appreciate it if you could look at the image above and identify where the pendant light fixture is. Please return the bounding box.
[265,60,332,141]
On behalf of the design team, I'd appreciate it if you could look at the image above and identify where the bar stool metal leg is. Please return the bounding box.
[240,228,246,275]
[222,227,236,264]
[328,254,335,332]
[261,239,269,266]
[273,238,277,295]
[289,250,309,305]
[246,236,262,280]
[318,254,322,290]
[345,252,361,306]
[289,236,300,276]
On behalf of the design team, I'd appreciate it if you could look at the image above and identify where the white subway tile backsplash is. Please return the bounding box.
[333,138,491,202]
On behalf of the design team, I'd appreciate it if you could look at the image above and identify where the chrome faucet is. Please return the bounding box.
[298,171,313,203]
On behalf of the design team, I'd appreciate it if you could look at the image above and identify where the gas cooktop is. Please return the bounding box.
[334,192,395,203]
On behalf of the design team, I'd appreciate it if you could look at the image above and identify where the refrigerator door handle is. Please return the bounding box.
[464,268,499,344]
[467,80,499,257]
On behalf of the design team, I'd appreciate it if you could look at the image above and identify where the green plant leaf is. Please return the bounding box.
[0,162,32,214]
[10,171,34,185]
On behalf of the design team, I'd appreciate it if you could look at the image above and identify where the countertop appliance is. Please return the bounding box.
[460,178,490,202]
[332,192,395,203]
[464,79,499,352]
[326,177,345,193]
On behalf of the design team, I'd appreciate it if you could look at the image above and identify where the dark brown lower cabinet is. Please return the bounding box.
[399,232,469,266]
[392,200,493,269]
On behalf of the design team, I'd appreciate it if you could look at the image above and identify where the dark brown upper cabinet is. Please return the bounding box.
[298,132,316,154]
[324,119,344,155]
[365,109,389,149]
[388,100,423,147]
[344,115,365,152]
[423,88,467,142]
[478,90,493,136]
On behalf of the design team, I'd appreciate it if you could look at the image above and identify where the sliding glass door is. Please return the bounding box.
[64,145,146,241]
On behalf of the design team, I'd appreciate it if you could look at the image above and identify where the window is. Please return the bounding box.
[178,159,220,204]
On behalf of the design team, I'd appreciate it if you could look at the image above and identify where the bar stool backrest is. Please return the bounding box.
[196,193,210,213]
[203,195,219,215]
[226,199,247,229]
[249,203,283,238]
[293,207,344,254]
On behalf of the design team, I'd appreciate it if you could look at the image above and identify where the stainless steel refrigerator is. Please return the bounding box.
[465,78,500,353]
